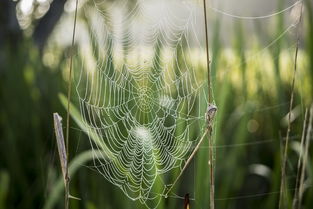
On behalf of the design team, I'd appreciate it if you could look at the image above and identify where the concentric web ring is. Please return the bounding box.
[75,0,208,208]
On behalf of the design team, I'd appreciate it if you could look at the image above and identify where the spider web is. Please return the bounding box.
[75,0,208,208]
[72,0,306,208]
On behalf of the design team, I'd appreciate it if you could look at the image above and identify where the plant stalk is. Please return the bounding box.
[292,108,308,209]
[65,0,78,208]
[278,2,303,209]
[203,1,215,209]
[297,105,313,208]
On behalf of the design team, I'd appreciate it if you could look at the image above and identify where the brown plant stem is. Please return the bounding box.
[278,2,303,209]
[202,1,215,209]
[292,108,308,209]
[297,105,313,208]
[65,0,78,208]
[165,129,209,197]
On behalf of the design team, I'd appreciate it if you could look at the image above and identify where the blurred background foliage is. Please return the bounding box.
[0,0,312,209]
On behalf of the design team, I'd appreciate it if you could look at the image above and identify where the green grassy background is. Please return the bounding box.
[0,1,312,209]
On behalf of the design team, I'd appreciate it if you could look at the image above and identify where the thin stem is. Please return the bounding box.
[278,2,303,209]
[297,105,313,209]
[208,130,215,209]
[292,108,308,209]
[203,1,215,209]
[203,0,211,103]
[65,0,78,208]
[165,129,209,196]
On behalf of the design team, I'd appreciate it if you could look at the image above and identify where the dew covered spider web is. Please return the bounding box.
[75,0,209,208]
[72,0,306,208]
